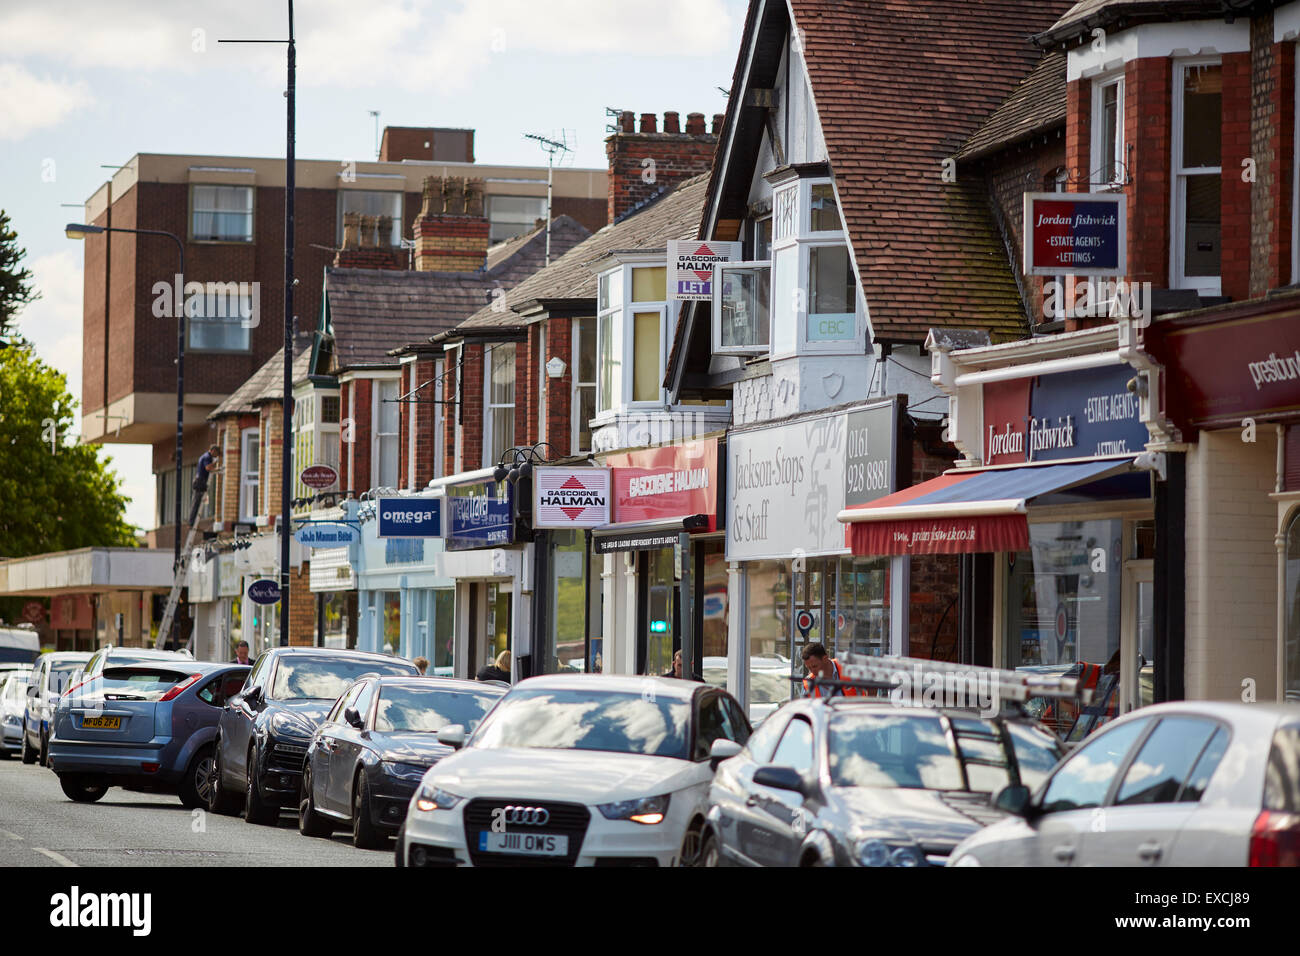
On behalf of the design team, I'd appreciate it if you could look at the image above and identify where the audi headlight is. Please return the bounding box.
[269,712,312,740]
[855,838,890,867]
[415,785,463,813]
[597,793,671,824]
[854,837,922,867]
[384,761,429,779]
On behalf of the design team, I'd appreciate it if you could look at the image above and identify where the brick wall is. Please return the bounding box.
[441,349,459,476]
[413,358,438,485]
[343,378,373,492]
[1183,429,1278,699]
[1124,58,1172,291]
[605,110,719,224]
[397,364,410,487]
[545,317,573,455]
[287,563,315,646]
[461,345,484,469]
[1223,51,1253,302]
[519,326,540,448]
[1256,30,1295,293]
[258,400,288,523]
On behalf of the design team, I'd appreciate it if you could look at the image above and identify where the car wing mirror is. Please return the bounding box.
[244,685,264,708]
[752,765,809,797]
[992,784,1035,818]
[709,738,742,769]
[436,724,467,750]
[343,706,364,730]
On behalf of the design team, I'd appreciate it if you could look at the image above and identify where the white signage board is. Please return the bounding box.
[667,240,741,301]
[533,467,612,529]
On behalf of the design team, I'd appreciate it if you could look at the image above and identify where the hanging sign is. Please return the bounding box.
[532,467,611,529]
[667,240,741,301]
[300,464,338,489]
[1023,192,1125,276]
[293,522,359,547]
[377,498,443,538]
[247,579,281,605]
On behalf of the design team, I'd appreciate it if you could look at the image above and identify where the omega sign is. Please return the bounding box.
[532,467,612,529]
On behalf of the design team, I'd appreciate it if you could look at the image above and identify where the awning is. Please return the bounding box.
[836,458,1144,556]
[592,514,707,553]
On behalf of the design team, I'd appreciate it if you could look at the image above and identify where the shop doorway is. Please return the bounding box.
[1121,560,1154,714]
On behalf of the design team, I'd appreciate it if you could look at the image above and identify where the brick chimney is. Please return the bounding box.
[606,108,719,224]
[413,175,490,272]
[333,210,404,270]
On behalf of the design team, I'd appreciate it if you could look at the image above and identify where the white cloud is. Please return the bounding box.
[0,63,92,140]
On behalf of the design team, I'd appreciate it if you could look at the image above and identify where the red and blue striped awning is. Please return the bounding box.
[837,458,1141,556]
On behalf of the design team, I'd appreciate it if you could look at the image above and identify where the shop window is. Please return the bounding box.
[572,317,597,454]
[1172,61,1222,294]
[381,591,400,654]
[433,590,454,671]
[487,583,511,671]
[641,548,676,677]
[485,343,516,466]
[322,591,356,650]
[191,184,253,243]
[544,530,588,674]
[337,190,402,246]
[1284,509,1300,702]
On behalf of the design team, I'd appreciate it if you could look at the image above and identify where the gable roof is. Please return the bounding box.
[322,216,589,369]
[453,175,710,332]
[955,52,1067,162]
[208,345,313,420]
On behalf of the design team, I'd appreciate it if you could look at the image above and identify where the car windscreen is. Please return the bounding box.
[373,685,500,733]
[49,662,86,696]
[471,688,690,759]
[2,676,29,702]
[270,657,415,701]
[829,713,970,791]
[96,667,191,702]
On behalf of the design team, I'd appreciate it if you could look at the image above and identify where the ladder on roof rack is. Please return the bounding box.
[153,490,209,650]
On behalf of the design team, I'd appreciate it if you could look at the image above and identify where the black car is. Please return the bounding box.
[701,697,1065,867]
[298,676,506,848]
[208,647,419,824]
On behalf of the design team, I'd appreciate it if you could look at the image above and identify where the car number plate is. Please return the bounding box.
[81,716,121,729]
[478,831,567,856]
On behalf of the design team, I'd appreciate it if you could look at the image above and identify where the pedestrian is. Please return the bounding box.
[188,444,221,525]
[800,643,859,698]
[662,649,683,679]
[232,640,252,665]
[413,656,429,675]
[476,650,511,683]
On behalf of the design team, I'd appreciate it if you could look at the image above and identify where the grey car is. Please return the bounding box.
[1,670,32,756]
[22,652,92,766]
[701,697,1065,867]
[949,700,1300,867]
[48,658,249,806]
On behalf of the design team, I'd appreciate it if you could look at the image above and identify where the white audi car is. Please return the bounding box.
[394,674,752,867]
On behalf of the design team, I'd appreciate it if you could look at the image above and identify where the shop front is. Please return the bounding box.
[595,437,725,682]
[843,352,1162,731]
[1136,299,1300,702]
[307,504,360,650]
[727,399,907,717]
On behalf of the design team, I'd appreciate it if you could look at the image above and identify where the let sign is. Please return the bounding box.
[1023,192,1125,277]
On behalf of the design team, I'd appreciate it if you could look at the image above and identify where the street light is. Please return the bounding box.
[67,220,188,642]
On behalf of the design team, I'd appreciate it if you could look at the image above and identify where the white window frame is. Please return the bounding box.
[405,365,417,491]
[190,184,253,243]
[1170,56,1223,296]
[571,316,597,455]
[537,325,548,447]
[372,377,400,491]
[592,260,675,417]
[483,343,517,468]
[240,429,260,522]
[1090,72,1126,190]
[713,260,772,356]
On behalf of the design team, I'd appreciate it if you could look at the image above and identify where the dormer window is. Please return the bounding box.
[596,258,675,413]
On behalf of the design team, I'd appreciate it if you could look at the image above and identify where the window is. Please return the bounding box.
[292,390,341,503]
[595,263,673,413]
[487,195,547,243]
[1040,717,1150,813]
[632,310,662,402]
[338,190,402,246]
[769,717,815,773]
[187,286,252,352]
[1178,726,1229,802]
[191,185,253,242]
[1091,75,1125,188]
[694,694,748,760]
[1115,717,1221,805]
[486,343,516,466]
[239,430,260,521]
[374,379,399,489]
[572,317,597,454]
[1172,60,1222,294]
[807,244,856,342]
[715,262,771,354]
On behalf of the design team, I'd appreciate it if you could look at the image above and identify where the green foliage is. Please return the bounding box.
[0,210,38,342]
[0,348,137,557]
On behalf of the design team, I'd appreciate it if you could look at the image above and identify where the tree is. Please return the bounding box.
[0,210,38,343]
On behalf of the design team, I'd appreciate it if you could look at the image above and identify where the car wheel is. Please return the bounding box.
[59,774,107,803]
[351,771,385,849]
[678,822,703,866]
[700,830,721,868]
[243,749,278,825]
[298,767,332,838]
[178,746,214,810]
[394,822,407,867]
[207,738,240,816]
[20,725,36,765]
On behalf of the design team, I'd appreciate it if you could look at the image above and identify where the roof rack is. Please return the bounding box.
[824,652,1093,706]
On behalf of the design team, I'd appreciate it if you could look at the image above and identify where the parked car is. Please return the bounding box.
[22,651,92,766]
[700,697,1065,867]
[47,659,250,805]
[1,670,32,757]
[948,701,1300,867]
[395,674,752,867]
[208,647,419,824]
[299,676,506,848]
[0,626,41,668]
[76,645,194,685]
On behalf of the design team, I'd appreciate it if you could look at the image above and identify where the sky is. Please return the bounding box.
[1,0,745,531]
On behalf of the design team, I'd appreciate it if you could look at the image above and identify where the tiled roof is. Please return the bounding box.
[253,348,314,404]
[455,175,709,331]
[209,348,288,419]
[1036,0,1223,45]
[324,216,589,368]
[956,52,1067,162]
[788,0,1074,341]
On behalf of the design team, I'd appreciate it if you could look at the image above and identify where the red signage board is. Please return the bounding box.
[1023,192,1125,276]
[983,378,1031,465]
[1145,303,1300,430]
[300,464,338,489]
[605,438,719,529]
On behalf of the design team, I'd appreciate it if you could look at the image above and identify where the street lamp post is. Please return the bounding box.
[67,221,187,643]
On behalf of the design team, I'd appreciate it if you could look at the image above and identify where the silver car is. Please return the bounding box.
[949,701,1300,867]
[1,670,32,756]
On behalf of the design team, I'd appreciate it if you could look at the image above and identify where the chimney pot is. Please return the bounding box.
[341,211,361,250]
[663,111,680,134]
[712,113,725,135]
[685,112,706,135]
[639,112,657,133]
[619,110,635,133]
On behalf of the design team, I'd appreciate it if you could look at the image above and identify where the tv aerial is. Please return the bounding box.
[524,130,576,266]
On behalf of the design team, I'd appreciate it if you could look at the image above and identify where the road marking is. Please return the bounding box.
[33,847,78,867]
[0,827,23,840]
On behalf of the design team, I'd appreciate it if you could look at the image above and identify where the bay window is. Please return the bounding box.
[1172,60,1222,295]
[594,258,675,413]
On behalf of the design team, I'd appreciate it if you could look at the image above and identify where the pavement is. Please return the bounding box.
[0,755,390,867]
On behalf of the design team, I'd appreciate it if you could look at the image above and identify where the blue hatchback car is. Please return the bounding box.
[49,657,250,806]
